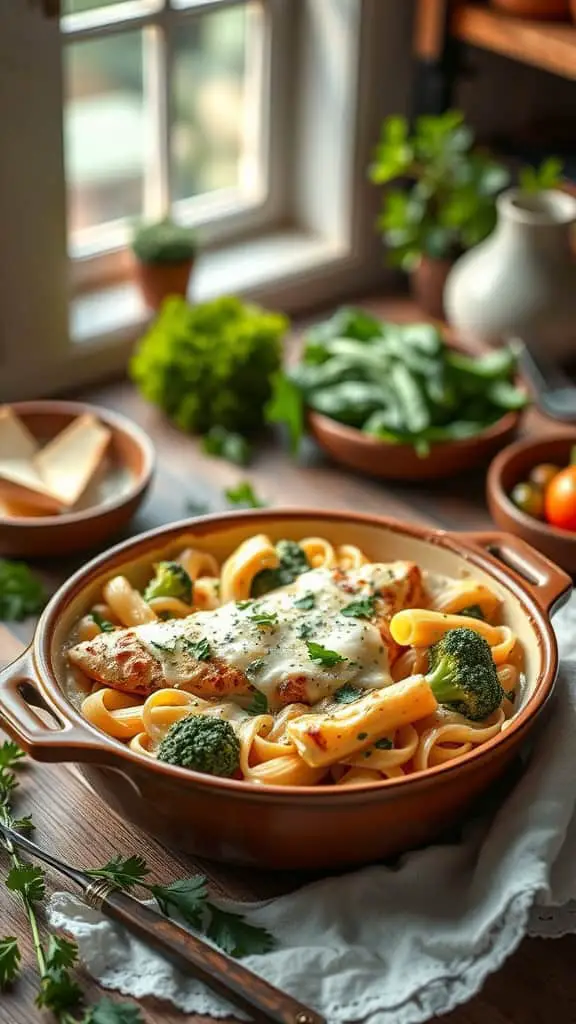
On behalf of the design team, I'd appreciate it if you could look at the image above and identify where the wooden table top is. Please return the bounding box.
[2,296,576,1024]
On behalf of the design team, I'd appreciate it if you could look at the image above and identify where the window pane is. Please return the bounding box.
[63,0,123,12]
[171,5,250,203]
[64,32,145,238]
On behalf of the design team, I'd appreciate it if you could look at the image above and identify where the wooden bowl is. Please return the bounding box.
[0,400,155,558]
[488,433,576,574]
[0,509,569,870]
[308,410,520,481]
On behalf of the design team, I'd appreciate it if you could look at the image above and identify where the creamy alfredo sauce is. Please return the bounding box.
[135,565,397,705]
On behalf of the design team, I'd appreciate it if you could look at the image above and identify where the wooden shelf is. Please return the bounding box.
[451,3,576,81]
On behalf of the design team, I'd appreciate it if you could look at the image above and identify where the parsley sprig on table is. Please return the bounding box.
[0,560,47,621]
[225,481,267,508]
[0,740,103,1022]
[0,742,273,1022]
[86,856,273,959]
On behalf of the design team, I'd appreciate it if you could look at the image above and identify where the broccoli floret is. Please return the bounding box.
[459,604,485,621]
[426,627,504,722]
[251,540,310,597]
[157,716,240,777]
[144,561,193,604]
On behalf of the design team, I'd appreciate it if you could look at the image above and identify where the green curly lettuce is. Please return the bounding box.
[130,296,288,435]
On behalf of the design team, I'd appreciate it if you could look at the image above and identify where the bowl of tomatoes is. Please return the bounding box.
[487,433,576,573]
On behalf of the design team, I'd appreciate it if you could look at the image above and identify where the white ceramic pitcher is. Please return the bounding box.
[445,188,576,361]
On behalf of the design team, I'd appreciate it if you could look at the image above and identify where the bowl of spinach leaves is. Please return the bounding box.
[266,307,527,480]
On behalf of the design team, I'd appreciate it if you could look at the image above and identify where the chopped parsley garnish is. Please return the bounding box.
[91,610,115,633]
[306,642,346,667]
[248,609,278,627]
[505,688,515,703]
[237,600,253,610]
[150,638,178,654]
[297,622,315,640]
[246,657,266,680]
[375,737,393,750]
[357,732,368,740]
[293,592,316,610]
[182,637,212,661]
[341,596,376,619]
[333,683,363,705]
[246,690,269,716]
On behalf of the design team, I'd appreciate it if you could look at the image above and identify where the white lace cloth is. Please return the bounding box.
[48,591,576,1024]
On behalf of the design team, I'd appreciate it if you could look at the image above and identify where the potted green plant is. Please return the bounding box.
[131,219,198,312]
[369,111,511,319]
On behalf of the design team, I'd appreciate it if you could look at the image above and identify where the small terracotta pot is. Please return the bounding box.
[491,0,569,17]
[410,256,453,321]
[134,258,193,312]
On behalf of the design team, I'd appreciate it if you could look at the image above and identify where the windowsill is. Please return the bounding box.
[71,229,349,346]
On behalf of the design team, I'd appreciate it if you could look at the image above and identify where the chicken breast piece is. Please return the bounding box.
[68,561,425,704]
[69,628,252,699]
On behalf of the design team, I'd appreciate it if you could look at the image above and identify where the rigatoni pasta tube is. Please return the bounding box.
[390,609,515,664]
[286,676,438,768]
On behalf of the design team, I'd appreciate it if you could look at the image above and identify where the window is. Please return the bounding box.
[0,1,412,400]
[62,0,281,289]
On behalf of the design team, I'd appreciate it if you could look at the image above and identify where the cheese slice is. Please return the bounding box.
[0,407,64,513]
[0,407,39,460]
[33,413,111,507]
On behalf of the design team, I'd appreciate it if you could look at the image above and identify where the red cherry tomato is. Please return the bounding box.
[544,466,576,531]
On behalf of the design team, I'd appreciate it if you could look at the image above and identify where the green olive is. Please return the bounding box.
[510,481,545,519]
[528,463,561,490]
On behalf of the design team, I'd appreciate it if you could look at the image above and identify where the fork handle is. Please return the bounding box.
[95,886,323,1024]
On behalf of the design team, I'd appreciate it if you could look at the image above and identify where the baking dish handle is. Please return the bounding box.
[0,646,121,764]
[460,531,572,615]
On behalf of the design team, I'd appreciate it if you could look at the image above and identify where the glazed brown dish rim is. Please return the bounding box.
[308,408,520,453]
[0,400,156,527]
[33,508,561,799]
[489,434,576,543]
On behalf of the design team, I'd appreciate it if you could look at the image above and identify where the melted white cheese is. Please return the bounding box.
[136,565,398,705]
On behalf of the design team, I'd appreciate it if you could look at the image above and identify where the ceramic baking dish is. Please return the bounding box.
[0,510,570,870]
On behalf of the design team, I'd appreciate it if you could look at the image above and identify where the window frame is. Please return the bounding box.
[0,0,414,401]
[64,0,292,291]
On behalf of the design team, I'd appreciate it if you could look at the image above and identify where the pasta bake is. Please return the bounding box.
[67,533,523,787]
